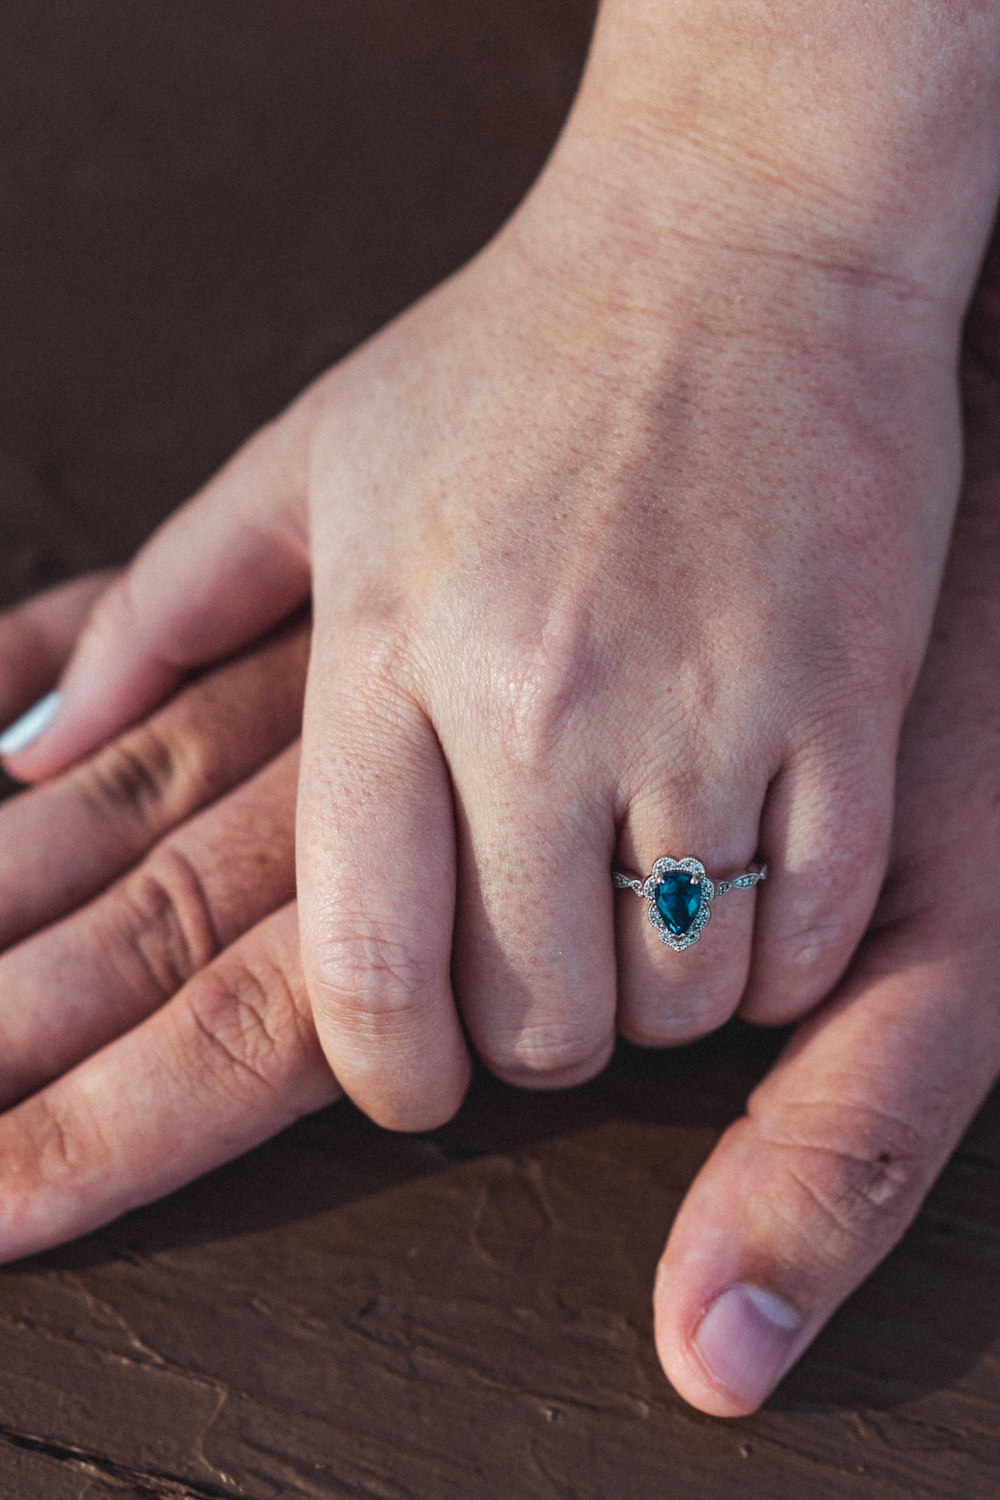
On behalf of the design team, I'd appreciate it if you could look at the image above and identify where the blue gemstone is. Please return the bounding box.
[654,872,702,935]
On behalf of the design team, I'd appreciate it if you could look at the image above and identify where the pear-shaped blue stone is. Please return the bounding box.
[654,872,702,936]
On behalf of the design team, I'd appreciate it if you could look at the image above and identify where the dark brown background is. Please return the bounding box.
[1,3,998,1496]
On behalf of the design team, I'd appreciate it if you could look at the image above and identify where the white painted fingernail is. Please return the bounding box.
[0,691,62,755]
[693,1283,802,1408]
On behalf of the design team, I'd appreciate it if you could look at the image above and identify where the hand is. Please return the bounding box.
[0,274,996,1430]
[651,244,1000,1414]
[0,188,985,1135]
[0,581,337,1245]
[3,6,998,1131]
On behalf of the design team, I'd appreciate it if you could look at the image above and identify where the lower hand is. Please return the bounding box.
[0,585,338,1240]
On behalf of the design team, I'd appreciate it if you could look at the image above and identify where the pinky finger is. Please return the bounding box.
[0,904,339,1263]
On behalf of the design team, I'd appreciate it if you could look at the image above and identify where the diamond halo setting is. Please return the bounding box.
[613,854,768,952]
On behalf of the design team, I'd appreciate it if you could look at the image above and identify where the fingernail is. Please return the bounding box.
[693,1283,802,1407]
[0,691,61,755]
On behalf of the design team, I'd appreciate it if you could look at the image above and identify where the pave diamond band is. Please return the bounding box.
[612,855,768,952]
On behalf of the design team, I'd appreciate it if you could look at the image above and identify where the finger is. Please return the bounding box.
[0,905,340,1264]
[615,752,767,1045]
[297,631,469,1132]
[0,571,114,725]
[653,929,999,1417]
[451,761,618,1090]
[739,723,894,1025]
[0,617,308,950]
[0,746,298,1108]
[0,404,313,781]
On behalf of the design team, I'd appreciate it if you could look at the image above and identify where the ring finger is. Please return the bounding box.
[614,752,768,1045]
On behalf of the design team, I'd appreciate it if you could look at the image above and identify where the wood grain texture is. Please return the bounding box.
[0,3,998,1496]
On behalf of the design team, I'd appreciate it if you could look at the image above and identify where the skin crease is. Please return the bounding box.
[0,231,995,1423]
[0,239,994,1416]
[656,233,1000,1414]
[0,0,997,1411]
[3,2,1000,1132]
[581,0,1000,303]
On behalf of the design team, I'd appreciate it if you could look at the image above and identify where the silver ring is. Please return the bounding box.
[612,854,768,952]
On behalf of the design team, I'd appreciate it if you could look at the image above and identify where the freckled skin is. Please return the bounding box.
[2,0,999,1128]
[0,169,997,1430]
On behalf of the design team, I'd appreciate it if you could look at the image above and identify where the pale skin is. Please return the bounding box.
[0,0,999,1415]
[0,231,997,1413]
[3,0,1000,1131]
[0,261,997,1411]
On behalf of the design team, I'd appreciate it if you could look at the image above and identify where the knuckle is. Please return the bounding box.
[772,848,884,978]
[311,915,442,1027]
[77,573,136,653]
[116,845,221,999]
[488,1021,613,1085]
[9,1092,110,1200]
[778,912,859,976]
[84,724,179,823]
[82,709,226,829]
[491,604,598,772]
[752,1098,933,1263]
[620,980,739,1047]
[29,1098,83,1184]
[340,618,420,705]
[183,953,302,1103]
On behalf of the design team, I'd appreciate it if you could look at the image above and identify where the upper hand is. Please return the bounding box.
[0,285,995,1419]
[0,150,977,1129]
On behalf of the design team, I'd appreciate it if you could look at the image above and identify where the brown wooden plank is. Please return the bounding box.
[0,3,998,1496]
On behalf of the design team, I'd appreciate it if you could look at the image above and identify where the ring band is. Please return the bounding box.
[612,854,768,952]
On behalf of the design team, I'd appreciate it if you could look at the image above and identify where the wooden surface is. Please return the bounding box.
[1,4,998,1495]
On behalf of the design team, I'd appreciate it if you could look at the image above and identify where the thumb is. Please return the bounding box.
[653,933,1000,1417]
[0,401,313,781]
[0,571,115,729]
